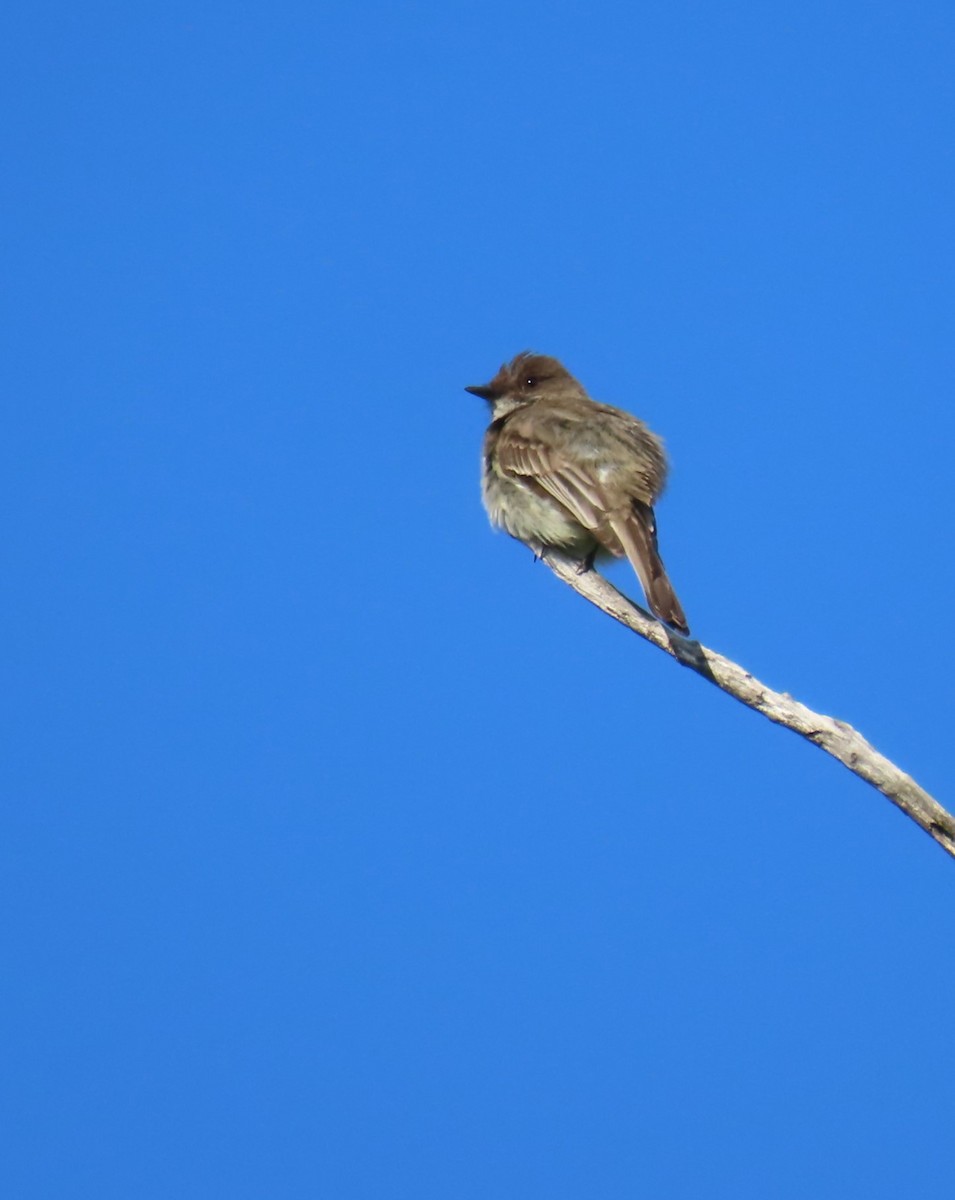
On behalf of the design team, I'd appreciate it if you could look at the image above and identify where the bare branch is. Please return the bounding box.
[541,549,955,862]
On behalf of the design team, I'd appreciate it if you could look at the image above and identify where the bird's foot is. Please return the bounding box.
[575,550,597,575]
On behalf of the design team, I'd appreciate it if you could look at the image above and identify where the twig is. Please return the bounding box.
[541,548,955,861]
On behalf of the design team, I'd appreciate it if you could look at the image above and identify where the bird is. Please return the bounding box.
[466,351,689,635]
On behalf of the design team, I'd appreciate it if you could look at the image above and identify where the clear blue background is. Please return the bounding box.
[3,2,954,1196]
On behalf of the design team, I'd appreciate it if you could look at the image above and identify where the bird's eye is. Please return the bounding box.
[524,376,538,388]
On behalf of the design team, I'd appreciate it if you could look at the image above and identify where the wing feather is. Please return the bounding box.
[490,406,688,632]
[495,425,613,535]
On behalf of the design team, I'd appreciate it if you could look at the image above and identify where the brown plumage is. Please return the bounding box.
[466,352,689,635]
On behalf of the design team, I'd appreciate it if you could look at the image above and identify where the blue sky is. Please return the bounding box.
[3,1,955,1196]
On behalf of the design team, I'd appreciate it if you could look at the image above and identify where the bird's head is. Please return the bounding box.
[465,352,584,415]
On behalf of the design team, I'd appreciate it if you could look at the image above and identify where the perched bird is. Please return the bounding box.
[466,351,689,635]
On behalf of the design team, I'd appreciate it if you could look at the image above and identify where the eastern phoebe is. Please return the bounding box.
[466,351,689,635]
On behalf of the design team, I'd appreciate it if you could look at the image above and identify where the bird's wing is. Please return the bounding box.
[493,419,613,535]
[494,411,689,632]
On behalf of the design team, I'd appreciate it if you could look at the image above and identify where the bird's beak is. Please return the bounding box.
[465,383,497,400]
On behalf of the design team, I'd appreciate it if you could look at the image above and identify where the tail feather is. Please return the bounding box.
[608,504,689,635]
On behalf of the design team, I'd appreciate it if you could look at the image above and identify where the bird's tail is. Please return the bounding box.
[609,503,689,635]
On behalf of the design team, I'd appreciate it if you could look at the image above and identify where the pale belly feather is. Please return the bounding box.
[481,469,597,557]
